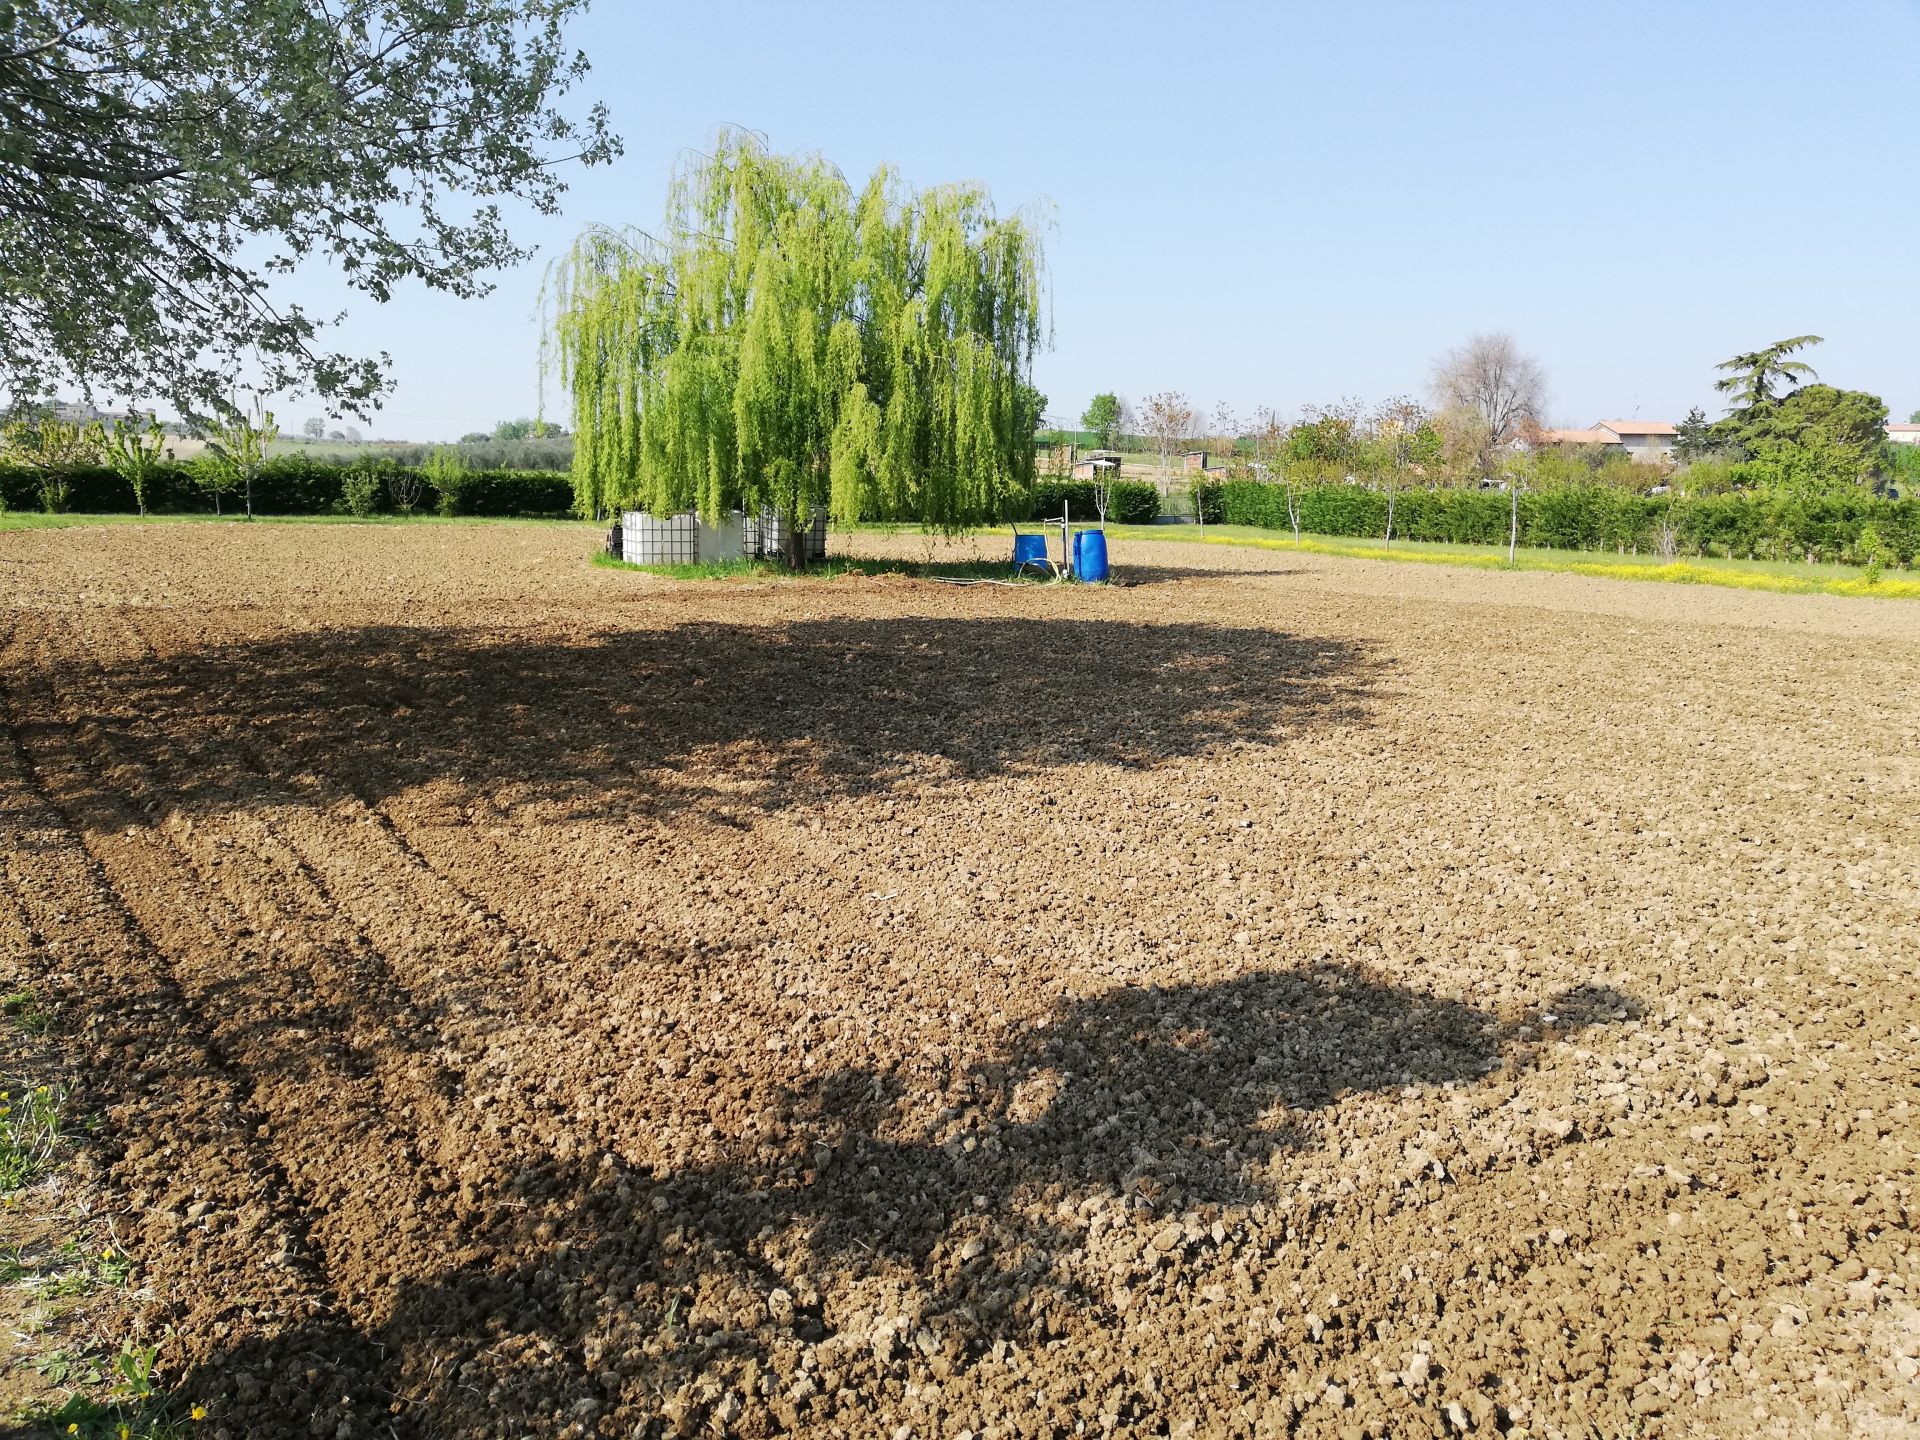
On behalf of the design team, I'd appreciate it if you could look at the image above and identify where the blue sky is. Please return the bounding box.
[285,0,1919,439]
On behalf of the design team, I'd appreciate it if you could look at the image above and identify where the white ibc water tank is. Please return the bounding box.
[621,511,745,563]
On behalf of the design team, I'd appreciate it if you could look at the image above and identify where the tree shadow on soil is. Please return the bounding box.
[118,968,1638,1438]
[35,615,1381,823]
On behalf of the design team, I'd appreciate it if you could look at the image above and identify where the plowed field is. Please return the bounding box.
[2,522,1915,1440]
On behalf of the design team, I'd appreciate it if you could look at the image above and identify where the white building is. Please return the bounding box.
[1591,420,1678,462]
[1537,420,1677,463]
[1887,422,1920,447]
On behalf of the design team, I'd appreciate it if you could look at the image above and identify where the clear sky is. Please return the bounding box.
[280,0,1920,440]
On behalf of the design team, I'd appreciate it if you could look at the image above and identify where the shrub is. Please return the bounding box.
[1857,523,1890,584]
[1021,478,1159,525]
[342,466,382,517]
[186,453,239,515]
[1027,480,1100,521]
[424,445,471,516]
[1108,480,1161,524]
[449,469,573,516]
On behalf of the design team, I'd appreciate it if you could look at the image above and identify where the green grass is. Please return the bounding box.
[0,511,589,532]
[17,1339,200,1438]
[1094,523,1920,601]
[0,1080,66,1191]
[4,989,54,1036]
[593,551,1062,583]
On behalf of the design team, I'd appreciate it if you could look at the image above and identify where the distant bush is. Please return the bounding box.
[1214,480,1920,567]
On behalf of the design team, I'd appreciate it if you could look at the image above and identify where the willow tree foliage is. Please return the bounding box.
[546,132,1049,553]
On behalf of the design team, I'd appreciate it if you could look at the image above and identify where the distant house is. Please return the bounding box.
[1591,420,1677,462]
[1538,419,1677,463]
[1887,423,1920,447]
[41,399,155,427]
[1070,451,1122,481]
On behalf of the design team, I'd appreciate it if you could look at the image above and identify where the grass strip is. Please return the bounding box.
[592,552,1058,583]
[1099,527,1920,602]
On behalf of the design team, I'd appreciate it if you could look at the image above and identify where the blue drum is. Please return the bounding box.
[1073,529,1110,583]
[1012,532,1050,572]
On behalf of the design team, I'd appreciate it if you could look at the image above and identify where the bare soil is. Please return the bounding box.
[1,522,1915,1440]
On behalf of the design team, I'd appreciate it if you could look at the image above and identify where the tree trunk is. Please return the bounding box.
[245,473,254,521]
[1508,486,1519,565]
[782,507,807,570]
[1385,487,1396,545]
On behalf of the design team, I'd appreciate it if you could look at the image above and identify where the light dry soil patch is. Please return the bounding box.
[0,522,1915,1439]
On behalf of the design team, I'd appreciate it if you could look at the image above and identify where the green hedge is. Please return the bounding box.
[1025,479,1160,524]
[1215,481,1920,566]
[0,458,574,518]
[7,458,1173,528]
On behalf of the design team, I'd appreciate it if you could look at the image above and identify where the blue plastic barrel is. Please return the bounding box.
[1073,529,1110,583]
[1012,532,1050,571]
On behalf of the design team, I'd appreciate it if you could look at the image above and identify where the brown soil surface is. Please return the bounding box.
[1,521,1915,1440]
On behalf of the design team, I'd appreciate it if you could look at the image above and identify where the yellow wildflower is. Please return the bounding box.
[191,1404,208,1420]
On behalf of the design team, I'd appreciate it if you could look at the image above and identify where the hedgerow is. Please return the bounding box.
[1025,479,1160,524]
[0,458,574,517]
[1214,481,1920,566]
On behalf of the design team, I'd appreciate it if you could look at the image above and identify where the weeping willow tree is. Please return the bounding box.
[545,131,1049,562]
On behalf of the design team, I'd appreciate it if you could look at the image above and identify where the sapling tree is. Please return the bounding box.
[1501,450,1535,564]
[2,416,102,512]
[388,466,424,516]
[546,130,1049,564]
[1136,391,1194,484]
[104,415,171,516]
[1371,396,1429,546]
[201,405,278,519]
[186,453,237,515]
[1088,459,1118,524]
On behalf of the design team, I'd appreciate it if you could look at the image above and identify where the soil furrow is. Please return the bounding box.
[0,615,389,1424]
[0,524,1912,1440]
